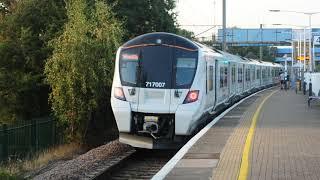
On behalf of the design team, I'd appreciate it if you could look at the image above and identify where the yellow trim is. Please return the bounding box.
[237,90,277,180]
[297,56,310,61]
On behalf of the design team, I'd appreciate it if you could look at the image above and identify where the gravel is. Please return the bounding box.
[33,140,133,180]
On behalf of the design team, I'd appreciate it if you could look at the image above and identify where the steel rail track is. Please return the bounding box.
[92,149,176,180]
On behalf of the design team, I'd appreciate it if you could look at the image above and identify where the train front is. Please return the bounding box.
[111,33,202,149]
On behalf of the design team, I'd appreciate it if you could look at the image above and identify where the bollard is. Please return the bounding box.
[308,83,313,107]
[298,80,302,91]
[1,124,8,161]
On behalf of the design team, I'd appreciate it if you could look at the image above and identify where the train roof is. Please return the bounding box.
[121,32,199,51]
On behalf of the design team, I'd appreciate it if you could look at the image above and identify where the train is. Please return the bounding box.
[111,32,282,149]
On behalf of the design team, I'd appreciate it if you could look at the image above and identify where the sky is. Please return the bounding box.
[176,0,320,38]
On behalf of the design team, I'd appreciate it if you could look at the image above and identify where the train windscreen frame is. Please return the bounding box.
[119,45,198,89]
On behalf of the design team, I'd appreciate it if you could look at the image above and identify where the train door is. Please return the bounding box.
[237,63,243,94]
[259,66,262,86]
[244,65,248,91]
[252,65,256,88]
[217,60,229,103]
[228,62,231,97]
[242,64,245,91]
[230,63,236,97]
[205,59,215,110]
[214,59,219,106]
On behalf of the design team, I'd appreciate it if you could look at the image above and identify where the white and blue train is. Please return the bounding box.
[111,32,282,149]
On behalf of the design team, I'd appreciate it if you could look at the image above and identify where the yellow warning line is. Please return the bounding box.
[238,90,277,180]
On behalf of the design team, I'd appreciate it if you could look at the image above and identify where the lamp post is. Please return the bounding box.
[272,24,304,77]
[260,24,263,61]
[269,10,320,72]
[222,0,227,51]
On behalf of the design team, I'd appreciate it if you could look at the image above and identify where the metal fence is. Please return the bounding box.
[0,117,61,161]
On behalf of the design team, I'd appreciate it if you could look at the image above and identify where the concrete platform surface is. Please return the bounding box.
[164,89,320,180]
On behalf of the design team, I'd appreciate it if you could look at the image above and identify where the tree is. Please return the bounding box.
[228,46,276,62]
[176,28,194,39]
[0,0,66,124]
[106,0,177,41]
[0,0,17,16]
[45,0,123,141]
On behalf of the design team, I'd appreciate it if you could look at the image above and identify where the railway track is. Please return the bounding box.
[93,149,177,180]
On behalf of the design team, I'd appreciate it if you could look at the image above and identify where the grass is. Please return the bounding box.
[0,169,22,180]
[0,143,81,179]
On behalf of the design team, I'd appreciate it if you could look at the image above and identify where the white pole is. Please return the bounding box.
[291,32,294,87]
[222,0,227,51]
[308,15,313,72]
[313,41,315,72]
[291,36,294,71]
[299,32,302,78]
[303,28,306,72]
[298,31,300,62]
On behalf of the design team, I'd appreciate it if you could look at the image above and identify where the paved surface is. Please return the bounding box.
[250,90,320,180]
[166,89,273,180]
[165,89,320,180]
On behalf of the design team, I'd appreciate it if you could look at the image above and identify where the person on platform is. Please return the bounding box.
[279,71,285,90]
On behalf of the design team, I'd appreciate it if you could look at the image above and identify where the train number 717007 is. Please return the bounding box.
[145,82,166,88]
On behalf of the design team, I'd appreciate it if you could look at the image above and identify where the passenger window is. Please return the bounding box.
[232,66,236,83]
[238,68,243,83]
[252,68,256,81]
[245,69,248,81]
[224,67,228,86]
[220,67,224,88]
[245,68,249,82]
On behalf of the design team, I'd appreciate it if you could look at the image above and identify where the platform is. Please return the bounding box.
[163,88,320,180]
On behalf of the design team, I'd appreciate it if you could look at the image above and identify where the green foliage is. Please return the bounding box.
[0,0,17,16]
[0,169,21,180]
[1,0,182,143]
[45,0,123,141]
[176,28,195,39]
[0,0,66,124]
[106,0,177,41]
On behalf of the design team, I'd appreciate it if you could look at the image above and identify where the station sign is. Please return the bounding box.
[297,56,310,61]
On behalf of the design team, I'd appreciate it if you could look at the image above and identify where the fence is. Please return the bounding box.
[0,117,61,161]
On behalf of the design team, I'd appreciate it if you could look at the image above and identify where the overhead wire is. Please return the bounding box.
[194,26,218,37]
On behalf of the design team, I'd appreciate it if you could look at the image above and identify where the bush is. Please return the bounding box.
[45,0,123,142]
[0,169,21,180]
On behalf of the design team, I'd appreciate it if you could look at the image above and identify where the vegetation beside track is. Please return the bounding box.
[0,0,192,176]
